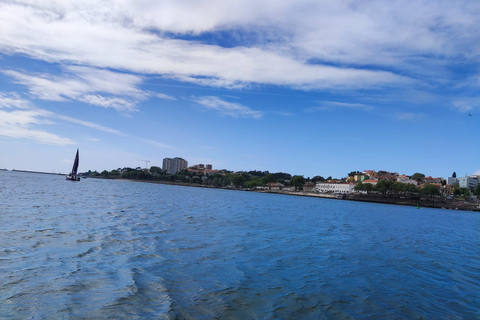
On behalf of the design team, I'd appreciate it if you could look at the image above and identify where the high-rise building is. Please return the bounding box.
[163,157,188,174]
[162,158,172,174]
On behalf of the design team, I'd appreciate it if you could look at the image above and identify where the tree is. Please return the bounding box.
[245,179,261,188]
[404,183,419,195]
[374,179,394,195]
[232,175,246,188]
[354,181,374,194]
[109,169,119,178]
[474,185,480,196]
[453,187,462,196]
[311,176,325,183]
[411,173,425,182]
[354,181,364,192]
[421,184,441,197]
[150,166,162,173]
[290,175,306,191]
[452,172,457,178]
[393,182,406,194]
[262,173,275,189]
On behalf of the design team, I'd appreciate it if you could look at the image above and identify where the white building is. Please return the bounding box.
[446,177,459,185]
[314,182,355,194]
[397,176,418,185]
[458,176,478,190]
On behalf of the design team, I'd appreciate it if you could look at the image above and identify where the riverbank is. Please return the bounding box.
[101,177,480,212]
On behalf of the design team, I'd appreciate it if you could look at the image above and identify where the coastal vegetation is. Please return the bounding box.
[83,167,299,189]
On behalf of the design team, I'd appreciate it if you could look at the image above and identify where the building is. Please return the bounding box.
[362,180,378,186]
[376,171,399,181]
[314,182,355,194]
[162,157,188,174]
[162,158,172,174]
[303,182,315,192]
[458,176,478,190]
[397,175,418,185]
[446,177,459,186]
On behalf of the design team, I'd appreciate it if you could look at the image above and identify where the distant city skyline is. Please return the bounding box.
[1,1,479,179]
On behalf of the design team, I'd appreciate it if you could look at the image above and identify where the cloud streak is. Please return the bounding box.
[307,101,373,112]
[0,93,75,145]
[194,96,262,119]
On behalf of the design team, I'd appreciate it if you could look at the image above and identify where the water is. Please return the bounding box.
[1,171,479,319]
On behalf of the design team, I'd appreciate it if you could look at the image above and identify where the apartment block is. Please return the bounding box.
[163,157,188,174]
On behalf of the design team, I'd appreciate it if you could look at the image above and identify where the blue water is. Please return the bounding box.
[1,171,479,319]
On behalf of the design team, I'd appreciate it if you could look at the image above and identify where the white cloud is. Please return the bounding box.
[154,93,177,101]
[0,108,75,145]
[78,95,137,112]
[0,92,73,145]
[0,1,420,92]
[0,91,177,149]
[0,92,32,109]
[452,100,476,113]
[3,67,145,112]
[0,91,124,144]
[194,96,262,119]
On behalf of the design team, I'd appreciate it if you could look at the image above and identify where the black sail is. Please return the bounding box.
[71,149,79,175]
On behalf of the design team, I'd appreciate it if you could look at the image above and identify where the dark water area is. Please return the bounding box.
[1,171,479,319]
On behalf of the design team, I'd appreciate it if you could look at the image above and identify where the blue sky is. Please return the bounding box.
[1,0,479,179]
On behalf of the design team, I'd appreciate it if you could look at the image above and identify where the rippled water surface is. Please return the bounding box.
[1,171,479,319]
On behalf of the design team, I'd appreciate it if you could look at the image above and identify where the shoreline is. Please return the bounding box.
[104,177,480,212]
[6,171,477,212]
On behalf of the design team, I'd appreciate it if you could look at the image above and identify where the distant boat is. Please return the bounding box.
[66,149,80,181]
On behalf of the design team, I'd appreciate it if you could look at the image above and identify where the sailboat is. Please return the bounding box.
[66,149,80,181]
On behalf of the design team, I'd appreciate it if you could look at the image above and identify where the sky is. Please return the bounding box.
[1,0,479,179]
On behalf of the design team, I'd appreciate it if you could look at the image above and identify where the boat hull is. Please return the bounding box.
[66,175,80,181]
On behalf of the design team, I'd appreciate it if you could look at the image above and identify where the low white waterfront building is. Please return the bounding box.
[314,182,355,194]
[458,176,478,190]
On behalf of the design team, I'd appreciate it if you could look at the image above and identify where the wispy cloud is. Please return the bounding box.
[272,111,295,117]
[394,112,423,121]
[154,93,177,100]
[194,96,263,119]
[0,108,74,146]
[140,138,177,150]
[0,92,72,145]
[53,114,125,136]
[452,99,478,113]
[3,67,146,112]
[0,92,178,150]
[307,101,373,112]
[0,92,32,109]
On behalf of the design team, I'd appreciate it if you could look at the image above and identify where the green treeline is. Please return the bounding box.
[81,167,315,190]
